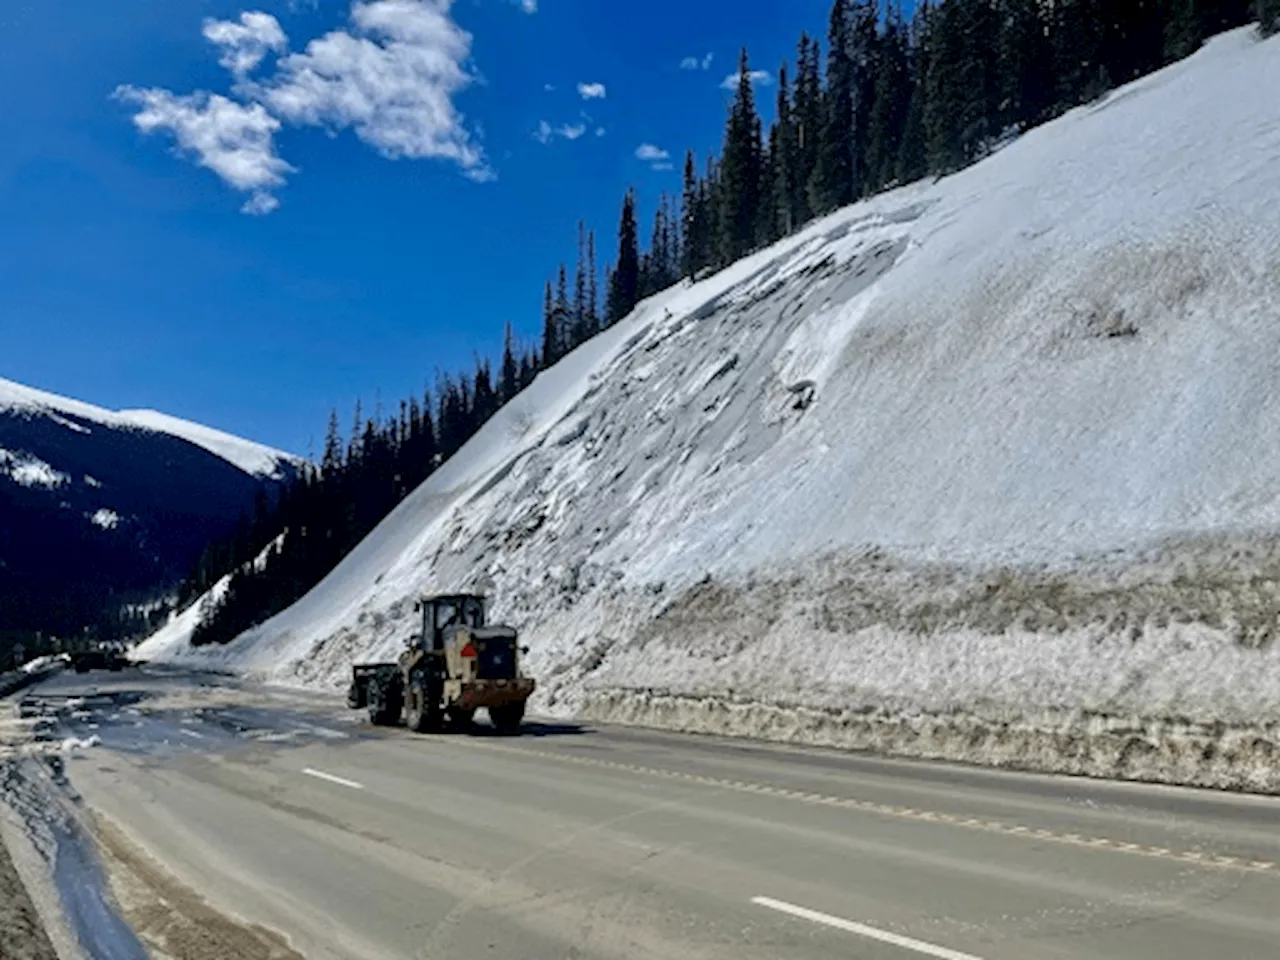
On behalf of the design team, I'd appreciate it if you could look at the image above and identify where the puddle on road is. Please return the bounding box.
[0,759,147,960]
[1,680,360,959]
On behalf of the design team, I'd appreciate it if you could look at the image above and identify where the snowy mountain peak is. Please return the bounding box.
[115,409,301,481]
[0,375,302,479]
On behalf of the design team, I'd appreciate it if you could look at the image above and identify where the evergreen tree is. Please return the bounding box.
[1164,0,1205,60]
[348,398,364,466]
[500,321,519,403]
[472,360,497,427]
[772,62,799,236]
[608,190,640,323]
[681,150,701,277]
[1051,0,1108,107]
[663,194,681,283]
[794,33,823,225]
[647,199,667,293]
[998,0,1053,130]
[573,221,588,344]
[865,3,911,190]
[811,0,856,213]
[519,350,537,389]
[849,0,881,196]
[718,47,765,263]
[321,409,343,476]
[1263,0,1280,36]
[758,120,779,245]
[897,2,931,183]
[1100,0,1166,86]
[540,280,559,367]
[927,0,1001,171]
[587,229,599,334]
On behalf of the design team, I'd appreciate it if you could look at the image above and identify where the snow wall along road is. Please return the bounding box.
[141,29,1280,792]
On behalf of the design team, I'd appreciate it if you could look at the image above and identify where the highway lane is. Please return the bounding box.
[5,668,1280,960]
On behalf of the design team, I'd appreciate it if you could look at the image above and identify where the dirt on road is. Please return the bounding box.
[92,815,304,960]
[0,831,58,960]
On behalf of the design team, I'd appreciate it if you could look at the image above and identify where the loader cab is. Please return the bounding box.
[415,594,487,652]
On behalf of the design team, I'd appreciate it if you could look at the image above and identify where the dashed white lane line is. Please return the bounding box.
[302,768,364,790]
[753,896,987,960]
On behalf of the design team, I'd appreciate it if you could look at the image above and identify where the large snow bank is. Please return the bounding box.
[140,30,1280,791]
[0,377,301,479]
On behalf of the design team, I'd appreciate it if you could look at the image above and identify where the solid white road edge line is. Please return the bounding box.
[752,896,987,960]
[302,768,365,790]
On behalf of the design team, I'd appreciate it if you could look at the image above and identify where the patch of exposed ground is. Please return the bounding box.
[90,815,303,960]
[0,829,58,960]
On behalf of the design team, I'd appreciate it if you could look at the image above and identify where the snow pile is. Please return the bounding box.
[0,448,70,489]
[88,508,121,531]
[59,735,101,753]
[140,30,1280,791]
[0,377,301,480]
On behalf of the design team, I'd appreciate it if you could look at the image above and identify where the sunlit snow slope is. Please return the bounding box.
[142,30,1280,791]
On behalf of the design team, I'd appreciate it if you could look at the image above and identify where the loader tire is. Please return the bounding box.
[490,702,525,735]
[405,672,441,734]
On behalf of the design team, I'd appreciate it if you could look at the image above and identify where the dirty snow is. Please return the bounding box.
[139,31,1280,791]
[0,377,301,480]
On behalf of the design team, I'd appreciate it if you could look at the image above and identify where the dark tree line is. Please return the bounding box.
[184,0,1271,646]
[665,0,1269,282]
[187,339,540,647]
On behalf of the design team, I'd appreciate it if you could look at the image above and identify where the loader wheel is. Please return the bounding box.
[405,672,441,734]
[489,702,525,735]
[448,708,475,732]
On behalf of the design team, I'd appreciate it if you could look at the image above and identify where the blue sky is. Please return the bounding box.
[0,0,832,456]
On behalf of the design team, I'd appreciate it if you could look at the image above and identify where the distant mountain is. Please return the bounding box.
[0,375,303,644]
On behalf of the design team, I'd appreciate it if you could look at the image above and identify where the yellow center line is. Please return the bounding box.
[444,737,1279,876]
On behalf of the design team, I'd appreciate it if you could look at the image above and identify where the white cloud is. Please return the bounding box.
[117,0,491,214]
[577,81,606,100]
[544,82,555,91]
[513,0,537,11]
[720,69,772,91]
[256,1,487,173]
[115,86,292,212]
[595,126,605,137]
[681,53,714,71]
[651,162,674,171]
[241,191,281,214]
[635,143,669,161]
[535,119,588,143]
[202,11,287,79]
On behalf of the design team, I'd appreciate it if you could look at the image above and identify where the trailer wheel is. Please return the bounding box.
[368,682,401,727]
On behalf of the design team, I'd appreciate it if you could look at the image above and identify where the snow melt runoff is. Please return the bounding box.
[140,29,1280,792]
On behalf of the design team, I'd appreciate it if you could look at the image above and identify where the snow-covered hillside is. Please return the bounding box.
[0,377,301,480]
[0,375,303,639]
[142,30,1280,791]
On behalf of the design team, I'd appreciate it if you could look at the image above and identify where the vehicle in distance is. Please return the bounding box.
[347,593,535,734]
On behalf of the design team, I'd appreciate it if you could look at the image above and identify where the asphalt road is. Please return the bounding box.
[7,668,1280,960]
